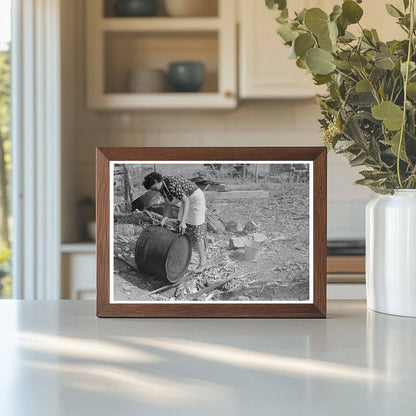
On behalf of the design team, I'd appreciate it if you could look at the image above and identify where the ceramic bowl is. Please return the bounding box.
[168,62,205,93]
[127,68,167,93]
[114,0,158,17]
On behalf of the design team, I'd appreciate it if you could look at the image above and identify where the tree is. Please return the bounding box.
[0,46,10,248]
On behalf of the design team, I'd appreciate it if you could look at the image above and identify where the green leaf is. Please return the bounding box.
[294,33,315,57]
[375,56,395,70]
[318,31,334,52]
[333,59,353,70]
[359,170,391,180]
[350,152,368,167]
[313,74,332,85]
[328,21,338,45]
[401,61,416,76]
[339,31,356,42]
[355,178,377,185]
[382,132,409,162]
[371,29,380,42]
[330,5,343,22]
[403,0,410,9]
[296,57,307,69]
[277,23,299,42]
[369,136,381,162]
[407,82,416,99]
[336,15,348,36]
[385,4,404,18]
[356,79,372,92]
[342,0,363,24]
[334,139,355,152]
[349,92,377,107]
[295,8,307,22]
[266,0,287,11]
[306,48,335,75]
[304,8,329,35]
[372,101,404,130]
[350,53,368,69]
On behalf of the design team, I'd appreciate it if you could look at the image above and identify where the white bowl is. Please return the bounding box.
[127,68,167,93]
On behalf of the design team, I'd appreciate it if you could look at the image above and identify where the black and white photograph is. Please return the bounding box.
[110,161,313,303]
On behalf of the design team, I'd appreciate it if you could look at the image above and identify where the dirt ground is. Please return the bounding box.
[113,182,310,302]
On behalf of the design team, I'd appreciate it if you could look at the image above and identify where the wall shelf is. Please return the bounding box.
[101,17,221,32]
[86,0,236,110]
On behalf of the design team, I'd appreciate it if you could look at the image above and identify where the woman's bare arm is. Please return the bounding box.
[179,196,190,234]
[161,198,172,226]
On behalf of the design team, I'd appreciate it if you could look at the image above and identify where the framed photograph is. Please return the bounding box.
[96,147,327,318]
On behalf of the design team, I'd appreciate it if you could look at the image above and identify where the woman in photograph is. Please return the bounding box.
[143,172,207,273]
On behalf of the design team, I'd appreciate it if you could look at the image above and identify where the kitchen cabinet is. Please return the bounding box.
[86,0,237,109]
[238,0,404,99]
[239,0,324,99]
[61,244,96,300]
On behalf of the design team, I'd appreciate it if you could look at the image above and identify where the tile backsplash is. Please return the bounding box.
[72,100,373,241]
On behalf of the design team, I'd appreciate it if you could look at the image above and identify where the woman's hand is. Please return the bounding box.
[178,221,187,235]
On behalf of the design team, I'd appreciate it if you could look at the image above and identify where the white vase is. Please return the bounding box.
[366,190,416,317]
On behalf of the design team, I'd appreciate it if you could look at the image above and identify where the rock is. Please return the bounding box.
[207,235,216,244]
[236,223,245,233]
[229,236,248,249]
[225,220,239,232]
[244,220,258,233]
[253,233,267,243]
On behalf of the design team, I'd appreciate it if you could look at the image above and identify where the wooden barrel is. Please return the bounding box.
[135,225,192,283]
[131,190,161,211]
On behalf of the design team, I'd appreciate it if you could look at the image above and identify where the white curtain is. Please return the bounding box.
[11,0,61,299]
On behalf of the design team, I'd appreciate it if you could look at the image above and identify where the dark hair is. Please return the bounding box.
[143,172,163,190]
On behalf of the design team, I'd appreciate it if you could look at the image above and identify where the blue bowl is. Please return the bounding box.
[114,0,158,17]
[169,62,205,93]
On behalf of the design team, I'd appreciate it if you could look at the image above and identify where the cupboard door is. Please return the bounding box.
[239,0,320,99]
[239,0,405,99]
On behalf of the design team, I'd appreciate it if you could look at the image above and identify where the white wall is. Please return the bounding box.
[61,0,374,243]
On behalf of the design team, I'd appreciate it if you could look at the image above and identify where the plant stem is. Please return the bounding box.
[398,0,415,188]
[334,68,357,83]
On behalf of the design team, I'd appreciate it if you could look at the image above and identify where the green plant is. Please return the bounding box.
[266,0,416,193]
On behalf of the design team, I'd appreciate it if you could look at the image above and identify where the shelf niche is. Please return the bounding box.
[104,31,219,94]
[103,0,219,18]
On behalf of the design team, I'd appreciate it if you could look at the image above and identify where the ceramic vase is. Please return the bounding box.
[366,190,416,317]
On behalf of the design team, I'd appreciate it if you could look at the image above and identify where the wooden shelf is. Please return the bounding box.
[101,17,221,32]
[61,242,96,254]
[86,0,237,110]
[327,256,365,274]
[89,92,235,110]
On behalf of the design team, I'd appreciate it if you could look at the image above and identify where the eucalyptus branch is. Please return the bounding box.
[397,0,415,187]
[358,69,381,104]
[334,68,358,83]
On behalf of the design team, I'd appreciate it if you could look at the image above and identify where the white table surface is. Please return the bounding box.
[0,300,415,416]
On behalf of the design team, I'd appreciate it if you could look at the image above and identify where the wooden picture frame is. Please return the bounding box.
[96,147,327,318]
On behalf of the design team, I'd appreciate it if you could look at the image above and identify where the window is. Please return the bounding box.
[0,0,11,298]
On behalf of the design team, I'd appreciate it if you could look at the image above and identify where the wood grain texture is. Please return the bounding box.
[327,256,365,274]
[96,147,327,318]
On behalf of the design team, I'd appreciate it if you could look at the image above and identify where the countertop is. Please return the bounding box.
[0,300,415,416]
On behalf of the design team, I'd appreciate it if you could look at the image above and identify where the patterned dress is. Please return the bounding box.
[161,176,206,242]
